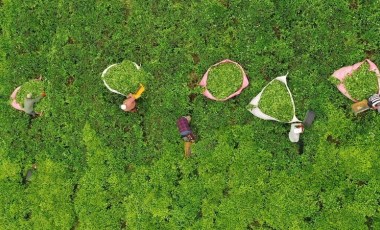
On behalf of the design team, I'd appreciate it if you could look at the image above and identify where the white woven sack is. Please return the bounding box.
[247,74,300,123]
[101,62,141,96]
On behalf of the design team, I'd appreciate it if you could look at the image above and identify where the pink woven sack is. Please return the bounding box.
[332,59,380,102]
[10,86,24,111]
[199,59,249,101]
[10,78,45,111]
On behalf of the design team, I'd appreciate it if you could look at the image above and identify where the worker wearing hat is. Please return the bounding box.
[368,94,380,112]
[120,93,137,112]
[120,84,145,113]
[24,92,46,118]
[289,123,304,143]
[177,116,196,142]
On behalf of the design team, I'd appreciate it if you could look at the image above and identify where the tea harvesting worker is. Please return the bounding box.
[120,93,137,112]
[177,116,196,142]
[24,92,46,118]
[367,93,380,112]
[23,163,37,184]
[177,116,196,158]
[289,123,304,143]
[120,84,145,113]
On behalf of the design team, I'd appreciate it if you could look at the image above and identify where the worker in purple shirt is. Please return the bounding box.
[177,116,196,158]
[177,116,196,142]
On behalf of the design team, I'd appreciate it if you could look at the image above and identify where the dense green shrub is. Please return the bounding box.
[1,0,380,229]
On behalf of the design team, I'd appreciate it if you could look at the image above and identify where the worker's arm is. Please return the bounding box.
[33,92,46,103]
[32,96,43,103]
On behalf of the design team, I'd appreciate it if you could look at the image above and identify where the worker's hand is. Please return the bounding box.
[41,92,46,97]
[187,133,196,143]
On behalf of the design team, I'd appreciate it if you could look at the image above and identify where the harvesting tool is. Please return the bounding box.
[351,99,370,115]
[303,110,315,127]
[184,142,192,158]
[132,84,145,99]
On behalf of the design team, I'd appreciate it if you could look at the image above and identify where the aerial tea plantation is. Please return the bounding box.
[1,0,380,229]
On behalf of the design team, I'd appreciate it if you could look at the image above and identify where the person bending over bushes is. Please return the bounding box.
[120,84,145,113]
[23,163,37,184]
[177,116,196,158]
[120,93,137,112]
[24,92,46,118]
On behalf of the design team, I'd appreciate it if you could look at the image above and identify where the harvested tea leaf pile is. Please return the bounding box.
[15,80,47,111]
[207,62,243,99]
[344,62,379,100]
[328,75,341,86]
[259,80,294,122]
[102,60,148,95]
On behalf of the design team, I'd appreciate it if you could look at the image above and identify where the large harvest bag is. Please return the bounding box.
[247,74,300,123]
[199,59,249,101]
[331,59,380,102]
[10,79,46,111]
[101,61,144,96]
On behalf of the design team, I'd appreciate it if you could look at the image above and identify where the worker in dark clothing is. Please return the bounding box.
[24,92,46,118]
[23,164,37,184]
[177,116,196,158]
[367,94,380,112]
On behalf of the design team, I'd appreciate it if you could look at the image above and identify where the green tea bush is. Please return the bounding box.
[2,0,380,229]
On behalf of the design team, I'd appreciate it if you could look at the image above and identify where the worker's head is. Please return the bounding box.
[184,116,191,123]
[187,133,196,143]
[294,127,303,134]
[120,104,127,110]
[26,93,32,99]
[294,124,304,134]
[373,100,380,108]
